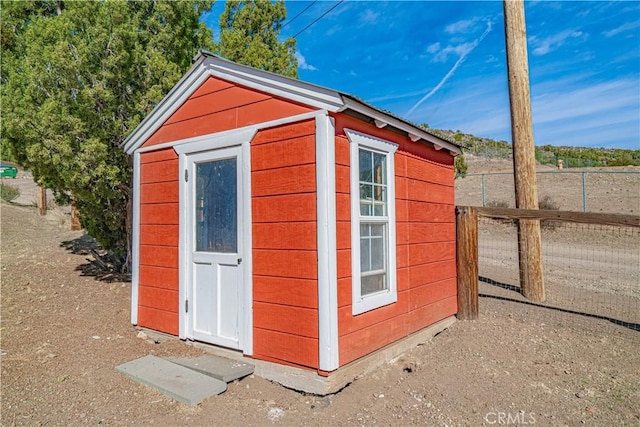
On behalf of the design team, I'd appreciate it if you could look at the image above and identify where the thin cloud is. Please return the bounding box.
[360,9,380,25]
[531,79,639,125]
[369,88,428,103]
[445,18,479,34]
[529,30,583,56]
[432,41,479,63]
[295,52,317,71]
[406,21,493,118]
[427,42,440,54]
[603,21,640,38]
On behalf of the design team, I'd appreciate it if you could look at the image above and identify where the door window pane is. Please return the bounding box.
[196,158,237,253]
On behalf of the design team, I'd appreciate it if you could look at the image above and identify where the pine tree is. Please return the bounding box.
[218,0,298,78]
[1,0,215,267]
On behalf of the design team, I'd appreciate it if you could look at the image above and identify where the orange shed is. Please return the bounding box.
[123,51,463,394]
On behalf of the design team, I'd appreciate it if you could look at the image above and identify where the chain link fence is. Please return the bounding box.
[460,171,640,214]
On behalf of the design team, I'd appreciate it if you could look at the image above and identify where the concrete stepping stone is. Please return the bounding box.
[166,355,255,383]
[116,355,227,406]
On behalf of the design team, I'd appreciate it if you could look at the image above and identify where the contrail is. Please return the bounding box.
[406,21,493,118]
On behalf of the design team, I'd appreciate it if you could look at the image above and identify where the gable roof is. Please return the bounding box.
[123,50,463,155]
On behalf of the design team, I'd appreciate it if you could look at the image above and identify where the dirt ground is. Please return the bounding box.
[2,169,640,426]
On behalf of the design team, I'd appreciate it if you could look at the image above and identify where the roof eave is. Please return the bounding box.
[340,96,463,156]
[123,51,344,154]
[122,54,209,154]
[199,54,344,113]
[123,51,462,157]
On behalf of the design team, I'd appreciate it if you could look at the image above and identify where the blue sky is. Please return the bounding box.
[203,1,640,150]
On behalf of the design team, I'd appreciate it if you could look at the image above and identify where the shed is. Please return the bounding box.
[123,51,463,394]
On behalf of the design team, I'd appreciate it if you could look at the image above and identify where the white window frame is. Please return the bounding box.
[346,129,398,315]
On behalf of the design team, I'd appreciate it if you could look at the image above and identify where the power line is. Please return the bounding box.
[292,0,344,38]
[281,1,318,30]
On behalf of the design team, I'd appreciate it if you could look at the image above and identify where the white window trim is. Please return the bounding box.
[346,129,398,315]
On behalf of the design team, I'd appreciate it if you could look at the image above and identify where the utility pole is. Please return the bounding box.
[503,0,545,301]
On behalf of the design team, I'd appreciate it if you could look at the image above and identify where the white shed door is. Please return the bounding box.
[186,147,243,349]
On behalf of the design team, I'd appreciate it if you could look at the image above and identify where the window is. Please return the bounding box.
[347,129,398,315]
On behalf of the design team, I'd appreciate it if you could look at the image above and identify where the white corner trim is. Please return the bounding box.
[241,137,253,356]
[130,151,141,325]
[346,129,398,316]
[316,113,339,371]
[178,151,187,340]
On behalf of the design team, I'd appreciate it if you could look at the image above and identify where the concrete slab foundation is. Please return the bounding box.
[167,355,254,382]
[190,316,456,395]
[115,355,227,405]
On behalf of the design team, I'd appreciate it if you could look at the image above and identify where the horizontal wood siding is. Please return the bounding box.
[332,114,457,366]
[138,148,180,335]
[142,77,313,148]
[251,120,320,370]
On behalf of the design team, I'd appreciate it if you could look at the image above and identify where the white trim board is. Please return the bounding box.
[347,129,399,315]
[130,151,141,325]
[315,113,339,371]
[123,57,343,155]
[133,110,330,344]
[177,128,254,355]
[341,97,462,156]
[123,52,460,157]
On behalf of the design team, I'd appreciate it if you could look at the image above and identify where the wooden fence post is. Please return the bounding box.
[38,186,47,216]
[456,206,478,320]
[71,196,81,231]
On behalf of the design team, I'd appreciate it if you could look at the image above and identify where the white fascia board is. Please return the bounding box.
[123,56,209,154]
[340,97,463,156]
[123,73,208,154]
[315,113,339,371]
[124,56,344,155]
[201,57,343,113]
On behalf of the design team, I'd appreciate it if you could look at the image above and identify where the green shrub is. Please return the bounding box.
[486,200,510,208]
[0,183,20,202]
[538,195,559,210]
[454,155,468,178]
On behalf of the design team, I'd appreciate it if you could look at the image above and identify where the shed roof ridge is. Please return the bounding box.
[123,50,463,155]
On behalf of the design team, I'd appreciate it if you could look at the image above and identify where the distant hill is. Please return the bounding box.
[427,127,640,168]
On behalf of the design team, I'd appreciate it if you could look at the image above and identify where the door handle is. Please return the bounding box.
[237,258,242,265]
